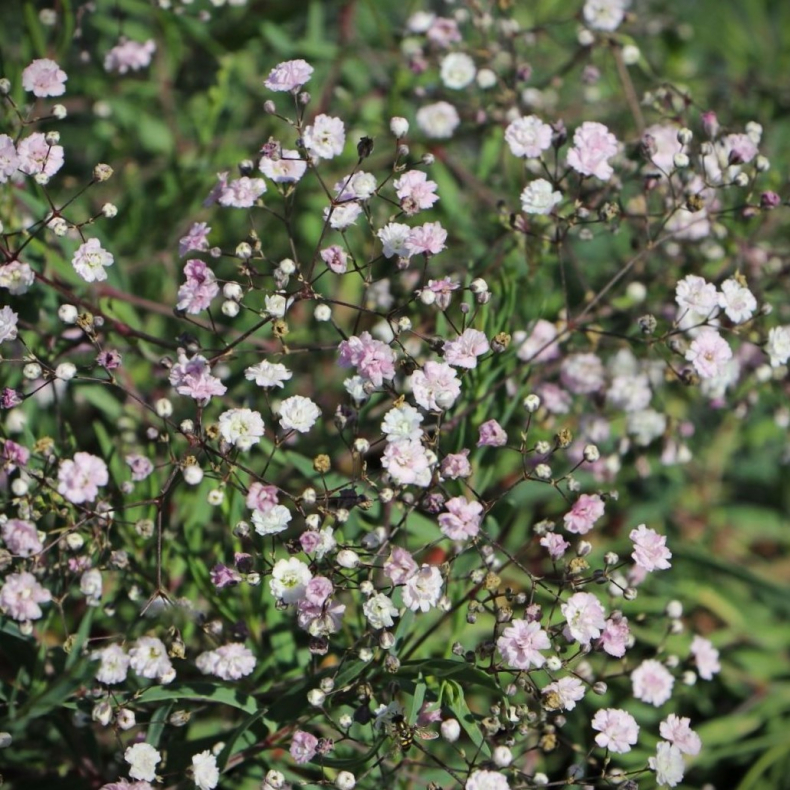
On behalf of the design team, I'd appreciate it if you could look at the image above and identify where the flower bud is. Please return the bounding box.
[583,444,600,462]
[92,700,113,726]
[52,104,67,119]
[314,304,332,322]
[58,304,79,324]
[734,171,749,187]
[116,709,136,730]
[307,688,326,707]
[182,464,203,486]
[336,772,356,790]
[390,116,409,137]
[523,394,541,413]
[264,769,285,789]
[672,152,689,169]
[55,362,77,381]
[336,549,360,569]
[23,363,42,380]
[755,155,770,172]
[441,718,461,742]
[93,163,113,182]
[493,745,512,767]
[221,300,240,317]
[45,131,60,145]
[677,127,693,145]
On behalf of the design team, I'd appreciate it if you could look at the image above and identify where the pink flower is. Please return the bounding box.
[497,619,551,669]
[632,658,675,706]
[177,259,219,314]
[125,454,154,482]
[218,176,266,208]
[422,276,460,310]
[504,115,553,158]
[382,439,433,486]
[405,221,448,256]
[246,482,279,512]
[17,132,64,178]
[72,238,114,283]
[561,591,606,645]
[438,496,484,540]
[411,361,461,411]
[660,714,701,755]
[600,614,630,658]
[2,439,30,471]
[384,546,418,584]
[22,58,67,97]
[337,331,396,387]
[540,532,570,560]
[440,450,472,479]
[290,730,318,764]
[563,493,605,535]
[630,524,672,571]
[591,708,639,753]
[477,419,507,447]
[169,351,227,404]
[57,452,109,504]
[210,564,242,589]
[178,222,211,257]
[320,244,348,274]
[690,635,720,680]
[1,519,42,557]
[444,328,490,369]
[685,328,732,379]
[393,170,439,213]
[0,571,51,621]
[264,59,314,92]
[104,39,156,73]
[567,122,619,180]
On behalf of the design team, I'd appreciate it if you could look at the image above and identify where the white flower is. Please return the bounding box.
[325,201,363,229]
[520,179,562,214]
[71,238,114,282]
[766,326,790,367]
[402,565,443,612]
[381,403,424,443]
[363,593,399,629]
[192,750,220,790]
[270,557,312,603]
[675,274,717,316]
[627,408,667,446]
[196,643,256,680]
[416,101,460,139]
[218,408,265,450]
[718,278,756,324]
[265,293,289,318]
[92,643,129,685]
[128,636,174,682]
[124,742,161,782]
[0,306,19,343]
[505,115,553,158]
[440,52,476,90]
[583,0,628,31]
[80,568,103,606]
[245,360,292,388]
[303,114,345,160]
[649,742,685,787]
[377,222,412,258]
[251,504,292,535]
[279,395,321,433]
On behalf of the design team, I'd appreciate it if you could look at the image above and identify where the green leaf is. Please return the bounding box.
[441,679,490,758]
[136,682,261,715]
